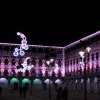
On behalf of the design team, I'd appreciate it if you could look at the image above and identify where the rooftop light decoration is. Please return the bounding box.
[13,32,29,57]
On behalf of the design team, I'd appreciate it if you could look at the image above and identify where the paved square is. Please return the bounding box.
[0,89,100,100]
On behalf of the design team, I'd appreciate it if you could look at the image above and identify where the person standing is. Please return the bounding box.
[62,87,68,100]
[19,85,23,97]
[56,87,62,100]
[22,85,27,98]
[0,86,2,97]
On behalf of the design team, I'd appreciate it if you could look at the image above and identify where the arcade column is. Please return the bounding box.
[30,79,33,95]
[8,78,10,86]
[19,78,22,86]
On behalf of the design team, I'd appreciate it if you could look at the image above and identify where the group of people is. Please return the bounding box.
[56,86,68,100]
[19,85,27,98]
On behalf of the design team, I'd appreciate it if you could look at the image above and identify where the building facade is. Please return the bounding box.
[0,43,64,90]
[0,31,100,93]
[65,31,100,93]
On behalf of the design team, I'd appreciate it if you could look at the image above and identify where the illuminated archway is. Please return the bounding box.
[33,78,42,89]
[44,79,52,84]
[10,78,19,90]
[22,78,31,89]
[22,78,31,84]
[0,78,8,89]
[10,78,19,84]
[33,78,42,84]
[55,79,62,89]
[55,79,62,84]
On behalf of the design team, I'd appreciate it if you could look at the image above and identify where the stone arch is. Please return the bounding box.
[22,78,31,90]
[33,78,42,84]
[44,78,52,84]
[55,79,62,84]
[44,78,52,89]
[0,78,8,89]
[55,79,62,89]
[33,78,42,89]
[10,78,19,84]
[10,78,19,90]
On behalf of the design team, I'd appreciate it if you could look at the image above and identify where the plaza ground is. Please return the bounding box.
[0,89,100,100]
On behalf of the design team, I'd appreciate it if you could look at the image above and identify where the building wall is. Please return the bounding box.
[65,31,100,93]
[0,44,64,90]
[0,31,100,93]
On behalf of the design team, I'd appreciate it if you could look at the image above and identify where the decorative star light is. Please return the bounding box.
[17,57,34,72]
[13,32,29,57]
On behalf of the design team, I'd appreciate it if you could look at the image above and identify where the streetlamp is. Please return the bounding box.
[45,52,56,99]
[46,58,54,99]
[79,47,91,100]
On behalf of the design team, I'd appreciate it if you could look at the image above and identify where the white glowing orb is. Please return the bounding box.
[20,50,25,56]
[20,34,25,39]
[15,48,19,52]
[13,51,19,57]
[17,32,21,35]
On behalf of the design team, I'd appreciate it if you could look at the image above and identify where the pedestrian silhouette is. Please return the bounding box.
[19,85,23,97]
[56,87,62,100]
[0,85,2,97]
[22,85,27,98]
[62,87,68,100]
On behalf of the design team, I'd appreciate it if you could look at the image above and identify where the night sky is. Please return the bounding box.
[0,2,100,47]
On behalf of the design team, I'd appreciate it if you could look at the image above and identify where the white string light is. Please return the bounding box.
[18,57,34,72]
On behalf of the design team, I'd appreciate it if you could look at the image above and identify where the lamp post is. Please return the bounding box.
[46,58,54,99]
[45,51,56,99]
[79,47,91,100]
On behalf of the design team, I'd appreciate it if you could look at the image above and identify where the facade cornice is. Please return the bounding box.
[0,42,64,49]
[64,31,100,49]
[0,31,100,50]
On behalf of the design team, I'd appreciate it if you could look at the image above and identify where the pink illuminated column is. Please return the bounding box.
[75,59,77,72]
[62,49,65,77]
[89,54,92,69]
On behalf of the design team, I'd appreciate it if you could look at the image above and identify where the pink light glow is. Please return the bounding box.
[15,69,18,74]
[61,69,65,77]
[1,68,4,73]
[42,70,45,76]
[69,67,71,72]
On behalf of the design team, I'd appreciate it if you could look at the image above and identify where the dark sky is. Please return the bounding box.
[0,2,100,47]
